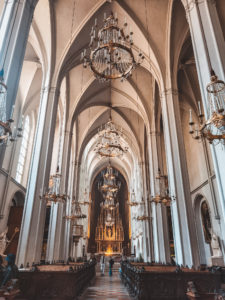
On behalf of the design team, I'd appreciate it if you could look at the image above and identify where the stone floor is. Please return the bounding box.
[79,267,131,300]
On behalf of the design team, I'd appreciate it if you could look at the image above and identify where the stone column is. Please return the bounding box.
[138,161,152,262]
[161,88,199,267]
[16,85,60,266]
[182,0,225,248]
[148,131,170,263]
[0,0,38,119]
[46,130,73,262]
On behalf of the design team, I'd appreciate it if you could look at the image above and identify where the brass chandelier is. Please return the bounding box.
[94,117,128,157]
[151,169,173,206]
[0,72,22,145]
[98,164,121,210]
[81,12,144,82]
[65,202,87,221]
[127,189,139,206]
[188,2,225,145]
[98,164,121,194]
[40,173,69,205]
[189,71,225,145]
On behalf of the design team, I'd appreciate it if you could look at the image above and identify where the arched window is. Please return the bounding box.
[16,116,30,183]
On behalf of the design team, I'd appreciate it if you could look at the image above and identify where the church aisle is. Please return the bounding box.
[78,267,131,300]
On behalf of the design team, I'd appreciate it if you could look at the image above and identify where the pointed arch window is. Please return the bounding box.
[16,116,30,183]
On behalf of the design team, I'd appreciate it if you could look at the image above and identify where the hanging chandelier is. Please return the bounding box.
[188,2,225,145]
[151,169,173,206]
[189,71,225,144]
[65,202,86,221]
[0,73,22,145]
[127,189,139,206]
[94,118,128,157]
[98,165,121,194]
[81,12,144,82]
[40,173,69,205]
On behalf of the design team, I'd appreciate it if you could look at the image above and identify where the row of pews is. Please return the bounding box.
[1,261,96,300]
[120,261,225,300]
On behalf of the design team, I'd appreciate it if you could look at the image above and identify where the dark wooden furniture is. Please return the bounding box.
[121,262,221,300]
[17,261,96,300]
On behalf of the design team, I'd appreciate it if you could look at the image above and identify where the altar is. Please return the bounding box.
[95,203,124,254]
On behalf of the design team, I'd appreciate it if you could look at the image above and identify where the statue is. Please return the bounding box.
[0,228,9,256]
[211,232,222,257]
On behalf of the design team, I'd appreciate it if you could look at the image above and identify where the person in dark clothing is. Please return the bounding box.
[109,257,114,276]
[1,254,18,287]
[0,255,5,284]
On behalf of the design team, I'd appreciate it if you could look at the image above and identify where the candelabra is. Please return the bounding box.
[189,73,225,145]
[94,118,128,157]
[0,78,23,145]
[151,170,173,206]
[40,173,69,205]
[127,189,139,206]
[136,215,151,221]
[81,12,144,82]
[65,202,87,221]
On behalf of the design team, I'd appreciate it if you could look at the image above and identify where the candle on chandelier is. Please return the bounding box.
[10,105,15,120]
[198,101,202,116]
[189,109,193,124]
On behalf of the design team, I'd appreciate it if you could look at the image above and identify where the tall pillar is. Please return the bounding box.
[148,131,170,263]
[161,88,199,267]
[182,0,225,247]
[16,85,59,266]
[139,161,152,262]
[0,0,38,118]
[46,130,73,262]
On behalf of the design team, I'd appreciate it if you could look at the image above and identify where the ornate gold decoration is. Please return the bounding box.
[0,76,22,144]
[40,173,69,205]
[81,12,144,82]
[94,118,128,158]
[136,215,151,221]
[65,202,87,220]
[189,71,225,145]
[151,170,173,206]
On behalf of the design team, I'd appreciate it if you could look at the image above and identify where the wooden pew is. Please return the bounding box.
[17,261,96,299]
[121,262,221,300]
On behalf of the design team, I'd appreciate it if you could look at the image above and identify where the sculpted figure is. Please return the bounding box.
[0,228,9,256]
[211,232,222,257]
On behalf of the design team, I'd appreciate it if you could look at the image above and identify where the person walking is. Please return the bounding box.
[109,256,114,277]
[100,254,105,276]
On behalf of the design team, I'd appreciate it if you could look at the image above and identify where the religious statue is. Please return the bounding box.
[0,227,9,256]
[201,201,212,243]
[211,232,222,258]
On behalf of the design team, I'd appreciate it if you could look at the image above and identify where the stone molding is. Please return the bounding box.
[160,88,178,98]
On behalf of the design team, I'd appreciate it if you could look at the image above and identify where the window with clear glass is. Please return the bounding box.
[16,116,30,183]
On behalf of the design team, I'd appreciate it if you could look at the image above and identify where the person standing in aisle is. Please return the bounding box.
[109,256,114,277]
[100,254,105,276]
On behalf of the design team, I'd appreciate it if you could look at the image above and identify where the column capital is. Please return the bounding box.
[64,130,73,136]
[41,86,60,95]
[74,160,81,167]
[160,88,179,98]
[149,131,161,137]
